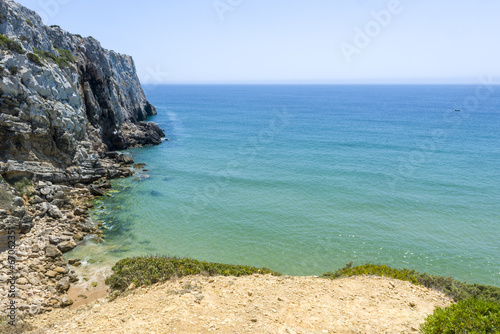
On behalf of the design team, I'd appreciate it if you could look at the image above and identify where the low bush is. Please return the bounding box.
[25,19,33,27]
[106,256,281,292]
[322,262,420,284]
[9,65,18,75]
[33,47,74,68]
[0,34,25,54]
[421,298,500,334]
[11,177,31,196]
[323,262,500,303]
[27,52,43,67]
[55,47,75,64]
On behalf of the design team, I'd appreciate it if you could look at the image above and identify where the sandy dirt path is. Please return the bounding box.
[28,274,451,334]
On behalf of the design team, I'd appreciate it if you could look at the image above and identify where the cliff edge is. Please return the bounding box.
[0,0,164,183]
[0,0,165,316]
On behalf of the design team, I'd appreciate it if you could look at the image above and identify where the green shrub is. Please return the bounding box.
[33,47,74,68]
[323,262,500,304]
[12,177,31,195]
[417,272,500,303]
[25,19,33,27]
[9,66,18,75]
[55,47,75,63]
[19,36,29,43]
[421,299,500,334]
[27,52,43,67]
[322,262,420,284]
[106,256,281,292]
[0,34,26,54]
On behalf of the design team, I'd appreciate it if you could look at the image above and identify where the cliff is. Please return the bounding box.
[0,0,164,183]
[0,0,165,316]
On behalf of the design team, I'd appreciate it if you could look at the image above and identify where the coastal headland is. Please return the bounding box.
[0,0,164,320]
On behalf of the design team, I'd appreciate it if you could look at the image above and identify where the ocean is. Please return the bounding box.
[68,85,500,286]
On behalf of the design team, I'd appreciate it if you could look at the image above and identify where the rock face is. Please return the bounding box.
[0,0,165,182]
[0,1,165,316]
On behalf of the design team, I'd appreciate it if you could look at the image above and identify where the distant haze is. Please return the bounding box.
[14,0,500,84]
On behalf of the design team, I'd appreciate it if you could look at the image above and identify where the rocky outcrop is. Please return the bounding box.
[0,0,165,182]
[0,0,166,316]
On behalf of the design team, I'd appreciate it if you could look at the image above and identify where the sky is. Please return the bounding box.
[13,0,500,84]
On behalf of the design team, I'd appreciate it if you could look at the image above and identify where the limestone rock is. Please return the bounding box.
[44,245,62,258]
[12,197,24,207]
[56,277,70,292]
[60,295,73,307]
[57,240,76,253]
[0,0,165,184]
[48,205,63,219]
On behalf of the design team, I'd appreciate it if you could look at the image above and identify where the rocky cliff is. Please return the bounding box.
[0,0,166,316]
[0,0,164,183]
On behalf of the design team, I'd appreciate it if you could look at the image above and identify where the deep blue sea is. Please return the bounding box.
[68,85,500,286]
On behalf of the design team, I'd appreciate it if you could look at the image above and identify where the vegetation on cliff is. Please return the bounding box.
[105,256,281,292]
[0,33,25,54]
[322,262,500,303]
[32,47,75,68]
[322,262,500,333]
[421,298,500,333]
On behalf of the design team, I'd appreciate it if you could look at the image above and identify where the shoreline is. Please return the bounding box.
[0,153,140,318]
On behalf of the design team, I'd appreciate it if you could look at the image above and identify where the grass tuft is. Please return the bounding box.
[106,256,281,292]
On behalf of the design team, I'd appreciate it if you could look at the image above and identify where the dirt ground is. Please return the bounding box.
[27,274,451,334]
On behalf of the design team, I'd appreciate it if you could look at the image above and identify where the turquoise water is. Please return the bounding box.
[69,85,500,286]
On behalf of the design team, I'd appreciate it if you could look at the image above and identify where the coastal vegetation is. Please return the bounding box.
[26,52,43,67]
[105,256,281,292]
[32,47,75,68]
[8,65,18,75]
[0,33,25,54]
[323,262,500,303]
[421,298,500,333]
[12,177,32,196]
[322,262,500,333]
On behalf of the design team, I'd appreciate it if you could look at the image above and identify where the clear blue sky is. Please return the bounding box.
[15,0,500,84]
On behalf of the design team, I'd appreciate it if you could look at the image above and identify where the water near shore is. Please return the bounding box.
[68,85,500,286]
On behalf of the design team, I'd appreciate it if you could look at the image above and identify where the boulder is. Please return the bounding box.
[56,277,70,292]
[45,245,62,258]
[12,197,24,207]
[48,205,63,219]
[57,240,77,253]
